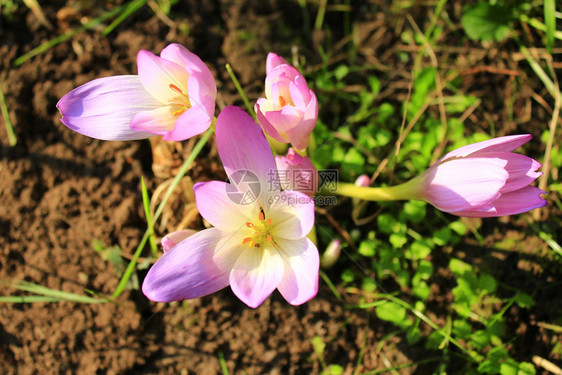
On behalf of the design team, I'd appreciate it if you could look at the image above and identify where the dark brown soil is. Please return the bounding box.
[0,1,560,374]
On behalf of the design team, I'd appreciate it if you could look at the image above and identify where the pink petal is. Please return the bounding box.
[160,43,217,99]
[474,152,543,193]
[193,181,258,231]
[162,95,215,141]
[266,52,290,74]
[130,106,177,135]
[229,246,284,308]
[216,106,280,205]
[56,75,159,140]
[255,100,286,143]
[442,134,532,160]
[490,186,547,216]
[265,105,303,135]
[276,237,319,305]
[137,50,190,104]
[454,186,547,217]
[269,190,315,240]
[264,65,299,99]
[161,229,197,253]
[423,157,509,212]
[142,228,239,302]
[289,76,312,107]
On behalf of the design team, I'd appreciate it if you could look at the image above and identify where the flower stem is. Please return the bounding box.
[112,127,215,299]
[225,63,256,120]
[332,178,421,202]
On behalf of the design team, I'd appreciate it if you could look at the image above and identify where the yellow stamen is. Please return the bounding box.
[241,207,275,249]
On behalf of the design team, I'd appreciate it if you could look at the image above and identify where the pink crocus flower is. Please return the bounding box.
[255,53,318,151]
[275,148,318,197]
[57,43,216,141]
[142,106,319,308]
[407,134,547,217]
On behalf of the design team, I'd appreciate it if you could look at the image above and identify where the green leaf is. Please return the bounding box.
[413,280,431,300]
[513,293,535,308]
[334,65,350,81]
[433,227,451,246]
[389,233,408,249]
[342,147,365,176]
[323,364,344,375]
[449,258,472,276]
[461,2,513,42]
[407,240,432,259]
[478,273,497,294]
[311,336,326,357]
[400,201,426,223]
[376,301,411,328]
[358,239,376,257]
[449,220,467,236]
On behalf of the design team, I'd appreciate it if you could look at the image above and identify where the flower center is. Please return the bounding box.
[169,83,191,117]
[242,208,275,248]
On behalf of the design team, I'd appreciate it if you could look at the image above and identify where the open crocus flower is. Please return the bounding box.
[255,53,318,151]
[275,148,318,197]
[57,43,216,141]
[406,134,547,217]
[142,106,318,308]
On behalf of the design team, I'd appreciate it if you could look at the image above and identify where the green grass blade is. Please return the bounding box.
[13,4,126,67]
[102,0,147,36]
[141,176,158,257]
[225,63,256,120]
[1,280,104,303]
[519,44,557,99]
[112,128,214,299]
[519,15,562,41]
[218,352,230,375]
[0,296,61,303]
[361,357,442,375]
[544,0,555,54]
[0,82,16,146]
[320,271,343,302]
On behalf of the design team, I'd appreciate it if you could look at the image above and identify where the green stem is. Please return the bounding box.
[332,178,422,202]
[112,127,215,299]
[225,63,256,120]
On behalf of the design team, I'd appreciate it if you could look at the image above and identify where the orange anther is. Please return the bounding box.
[245,222,254,228]
[259,211,265,221]
[242,237,252,245]
[266,218,273,225]
[169,83,184,94]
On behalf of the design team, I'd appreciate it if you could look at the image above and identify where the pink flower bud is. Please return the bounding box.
[275,148,318,197]
[320,239,341,269]
[255,54,318,151]
[355,174,371,187]
[409,134,547,217]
